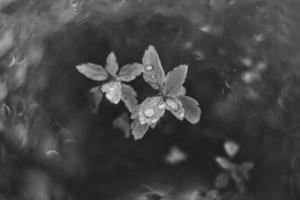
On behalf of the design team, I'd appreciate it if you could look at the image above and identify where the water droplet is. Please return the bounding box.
[150,75,155,79]
[166,99,178,111]
[140,119,146,125]
[45,150,60,160]
[158,103,165,109]
[152,85,159,90]
[151,118,158,123]
[145,65,153,71]
[144,109,155,118]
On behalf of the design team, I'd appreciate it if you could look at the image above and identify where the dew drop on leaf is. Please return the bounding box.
[158,102,165,109]
[145,64,153,71]
[151,118,158,123]
[150,75,155,79]
[144,108,155,118]
[166,99,179,111]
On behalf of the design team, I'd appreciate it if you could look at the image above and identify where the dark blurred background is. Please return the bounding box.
[1,0,300,199]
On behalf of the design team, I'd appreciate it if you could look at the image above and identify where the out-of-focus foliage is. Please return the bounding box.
[1,0,300,199]
[215,141,254,193]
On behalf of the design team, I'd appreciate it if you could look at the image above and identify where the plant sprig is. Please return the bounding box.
[131,45,201,139]
[76,45,202,140]
[76,52,142,113]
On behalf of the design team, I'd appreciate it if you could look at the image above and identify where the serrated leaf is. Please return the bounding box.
[101,81,122,104]
[224,140,239,158]
[118,63,143,82]
[121,83,138,113]
[131,119,149,140]
[165,98,185,121]
[215,172,230,189]
[164,65,188,97]
[178,95,201,124]
[89,86,103,113]
[216,156,236,170]
[137,96,165,125]
[106,52,119,77]
[113,112,131,138]
[142,45,166,90]
[76,63,108,81]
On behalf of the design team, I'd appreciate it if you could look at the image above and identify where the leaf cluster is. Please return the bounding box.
[215,141,254,193]
[76,45,201,140]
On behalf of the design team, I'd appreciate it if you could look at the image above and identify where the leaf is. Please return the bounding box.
[178,95,201,124]
[231,170,246,193]
[215,172,230,189]
[131,119,149,140]
[137,96,165,125]
[101,81,122,104]
[215,156,236,170]
[164,65,188,97]
[239,162,254,180]
[89,86,103,113]
[165,98,185,121]
[230,162,253,192]
[224,140,239,158]
[106,52,119,77]
[121,83,138,113]
[142,45,166,90]
[76,63,108,81]
[118,63,143,82]
[113,112,131,138]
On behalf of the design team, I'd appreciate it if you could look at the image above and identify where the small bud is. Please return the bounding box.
[151,118,158,123]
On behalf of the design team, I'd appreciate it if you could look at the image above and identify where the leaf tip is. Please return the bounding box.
[178,64,188,72]
[108,52,116,59]
[147,45,156,51]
